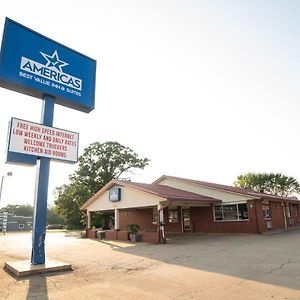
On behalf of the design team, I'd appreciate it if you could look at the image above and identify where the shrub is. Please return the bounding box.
[127,224,140,234]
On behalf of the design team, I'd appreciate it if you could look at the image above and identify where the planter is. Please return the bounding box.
[129,233,142,242]
[97,231,105,239]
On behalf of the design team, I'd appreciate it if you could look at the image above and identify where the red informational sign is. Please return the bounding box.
[8,118,79,163]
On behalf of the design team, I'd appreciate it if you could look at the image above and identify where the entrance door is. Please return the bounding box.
[182,208,191,232]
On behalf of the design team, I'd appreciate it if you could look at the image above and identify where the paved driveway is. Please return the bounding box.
[0,228,300,299]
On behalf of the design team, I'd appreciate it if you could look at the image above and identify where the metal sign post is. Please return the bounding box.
[0,17,96,275]
[31,95,54,264]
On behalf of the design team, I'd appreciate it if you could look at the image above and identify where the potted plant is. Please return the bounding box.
[127,224,141,242]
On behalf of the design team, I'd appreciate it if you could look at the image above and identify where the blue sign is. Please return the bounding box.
[0,18,96,113]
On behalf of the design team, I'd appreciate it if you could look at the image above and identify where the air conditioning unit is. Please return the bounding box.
[266,221,272,229]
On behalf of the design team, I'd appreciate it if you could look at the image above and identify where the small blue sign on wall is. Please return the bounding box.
[0,18,96,113]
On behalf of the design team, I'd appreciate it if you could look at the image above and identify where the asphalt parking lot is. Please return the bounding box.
[0,227,300,299]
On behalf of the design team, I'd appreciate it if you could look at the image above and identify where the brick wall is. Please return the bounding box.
[190,203,259,234]
[117,230,129,241]
[119,208,154,231]
[86,229,97,239]
[105,230,117,240]
[164,208,182,232]
[269,201,285,230]
[87,201,300,241]
[254,200,267,233]
[291,204,300,224]
[142,231,160,243]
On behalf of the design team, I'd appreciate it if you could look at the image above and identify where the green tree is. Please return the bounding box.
[47,205,66,225]
[234,172,300,197]
[0,204,33,216]
[0,204,65,225]
[55,141,150,229]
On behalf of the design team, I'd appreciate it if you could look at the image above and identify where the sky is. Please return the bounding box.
[0,0,300,208]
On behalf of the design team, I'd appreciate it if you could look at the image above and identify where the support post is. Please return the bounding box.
[158,204,166,244]
[282,202,288,228]
[114,209,119,230]
[31,95,54,265]
[87,211,91,228]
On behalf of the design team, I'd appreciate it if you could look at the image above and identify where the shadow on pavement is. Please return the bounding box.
[108,226,300,291]
[25,275,48,300]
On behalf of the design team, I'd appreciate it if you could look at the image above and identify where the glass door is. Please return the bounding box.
[182,208,191,232]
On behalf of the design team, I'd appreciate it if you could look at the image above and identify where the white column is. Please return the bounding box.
[87,211,91,228]
[115,209,120,230]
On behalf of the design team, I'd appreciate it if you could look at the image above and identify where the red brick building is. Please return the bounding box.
[81,175,300,243]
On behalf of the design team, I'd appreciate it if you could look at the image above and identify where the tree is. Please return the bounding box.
[47,205,66,225]
[55,141,150,229]
[234,172,300,197]
[0,204,33,216]
[0,204,65,225]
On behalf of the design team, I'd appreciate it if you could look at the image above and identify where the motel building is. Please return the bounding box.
[80,175,300,243]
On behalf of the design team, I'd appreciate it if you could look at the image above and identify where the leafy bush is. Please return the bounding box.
[127,224,140,234]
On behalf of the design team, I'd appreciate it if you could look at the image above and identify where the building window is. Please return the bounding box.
[19,224,24,230]
[168,208,179,223]
[109,187,121,202]
[262,201,271,219]
[214,205,223,220]
[213,203,248,221]
[237,203,248,220]
[152,207,158,224]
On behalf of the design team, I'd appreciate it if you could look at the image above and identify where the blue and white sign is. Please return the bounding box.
[0,18,96,112]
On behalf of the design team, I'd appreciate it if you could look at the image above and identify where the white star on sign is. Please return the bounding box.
[40,50,69,72]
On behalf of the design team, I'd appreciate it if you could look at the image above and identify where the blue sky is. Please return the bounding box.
[0,0,299,207]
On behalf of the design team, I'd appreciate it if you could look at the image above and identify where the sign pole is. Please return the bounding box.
[31,94,54,265]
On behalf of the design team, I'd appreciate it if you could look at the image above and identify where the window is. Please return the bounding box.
[152,207,158,224]
[213,203,249,221]
[223,204,237,220]
[19,224,24,230]
[214,205,223,220]
[237,203,248,220]
[109,187,121,202]
[168,209,179,223]
[262,202,271,219]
